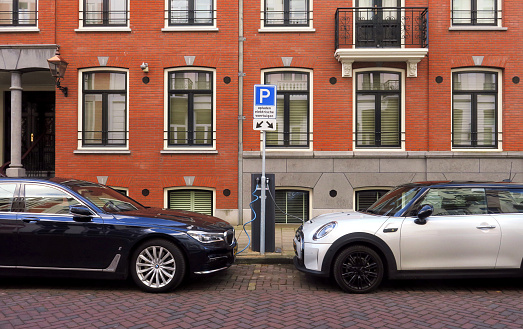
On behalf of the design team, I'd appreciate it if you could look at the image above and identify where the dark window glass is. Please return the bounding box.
[452,72,497,148]
[83,0,127,26]
[0,0,37,26]
[82,72,127,146]
[24,185,80,214]
[169,0,213,26]
[487,189,523,213]
[356,72,401,148]
[168,71,213,146]
[452,0,497,25]
[0,184,16,212]
[356,189,389,211]
[275,190,309,223]
[265,0,309,26]
[265,72,309,148]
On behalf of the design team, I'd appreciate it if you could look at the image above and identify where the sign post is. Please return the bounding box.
[253,85,277,255]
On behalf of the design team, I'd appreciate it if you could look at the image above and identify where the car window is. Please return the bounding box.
[24,184,81,214]
[365,186,421,216]
[0,184,17,212]
[487,188,523,213]
[418,188,487,216]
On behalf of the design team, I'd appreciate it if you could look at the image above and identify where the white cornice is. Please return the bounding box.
[334,48,429,77]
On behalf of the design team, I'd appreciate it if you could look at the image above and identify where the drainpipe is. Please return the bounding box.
[237,0,245,225]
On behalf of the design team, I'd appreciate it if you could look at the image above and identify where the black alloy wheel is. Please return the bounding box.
[333,245,384,293]
[130,239,186,293]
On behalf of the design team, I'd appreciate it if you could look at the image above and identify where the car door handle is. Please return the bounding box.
[476,225,496,229]
[21,217,40,223]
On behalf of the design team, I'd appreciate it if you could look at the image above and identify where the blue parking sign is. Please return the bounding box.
[253,85,277,119]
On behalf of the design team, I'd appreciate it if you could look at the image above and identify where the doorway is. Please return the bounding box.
[4,91,55,177]
[355,0,401,48]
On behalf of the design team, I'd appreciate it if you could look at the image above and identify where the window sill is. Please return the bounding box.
[74,149,131,154]
[258,27,315,33]
[75,27,132,32]
[161,149,218,154]
[162,26,218,32]
[0,27,39,32]
[449,26,507,31]
[451,148,503,152]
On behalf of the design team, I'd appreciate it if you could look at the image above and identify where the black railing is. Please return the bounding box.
[452,131,500,149]
[0,10,38,26]
[81,10,128,26]
[451,9,502,26]
[166,9,215,26]
[81,130,128,146]
[335,7,428,49]
[0,133,54,178]
[264,131,311,148]
[263,10,311,27]
[165,129,215,146]
[354,131,405,148]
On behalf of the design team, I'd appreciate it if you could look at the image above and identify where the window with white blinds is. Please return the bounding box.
[275,190,309,223]
[264,72,310,148]
[452,71,498,148]
[168,189,213,216]
[355,71,401,148]
[355,189,389,211]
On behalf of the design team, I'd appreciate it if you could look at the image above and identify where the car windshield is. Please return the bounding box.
[59,179,145,212]
[363,186,422,216]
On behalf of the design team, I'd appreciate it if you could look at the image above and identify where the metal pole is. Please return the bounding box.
[237,0,244,225]
[260,130,266,255]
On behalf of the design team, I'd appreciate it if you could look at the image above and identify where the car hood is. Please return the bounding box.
[307,211,381,225]
[111,207,233,231]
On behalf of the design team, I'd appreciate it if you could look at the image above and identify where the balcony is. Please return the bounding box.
[334,7,428,78]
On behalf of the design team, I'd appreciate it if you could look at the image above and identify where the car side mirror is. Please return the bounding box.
[414,204,433,225]
[70,205,93,222]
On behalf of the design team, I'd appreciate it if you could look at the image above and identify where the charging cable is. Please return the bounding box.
[235,183,259,255]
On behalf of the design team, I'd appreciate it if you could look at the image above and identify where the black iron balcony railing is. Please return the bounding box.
[81,130,128,146]
[165,129,215,146]
[335,7,428,49]
[451,9,502,26]
[81,10,129,26]
[0,9,38,26]
[167,9,216,26]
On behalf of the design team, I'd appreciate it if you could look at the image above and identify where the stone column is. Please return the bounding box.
[6,71,25,178]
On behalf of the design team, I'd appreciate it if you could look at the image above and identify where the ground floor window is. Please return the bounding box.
[355,189,389,211]
[168,189,213,216]
[275,189,309,223]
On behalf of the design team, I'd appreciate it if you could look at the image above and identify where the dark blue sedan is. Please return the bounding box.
[0,178,236,292]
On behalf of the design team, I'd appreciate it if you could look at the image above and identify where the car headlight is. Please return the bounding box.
[312,221,337,240]
[188,230,226,243]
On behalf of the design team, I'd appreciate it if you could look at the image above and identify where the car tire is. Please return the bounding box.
[131,239,186,293]
[333,245,384,294]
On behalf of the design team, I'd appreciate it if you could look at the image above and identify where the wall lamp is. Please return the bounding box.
[47,46,69,97]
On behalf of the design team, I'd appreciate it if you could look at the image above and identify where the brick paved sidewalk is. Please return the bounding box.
[234,224,300,263]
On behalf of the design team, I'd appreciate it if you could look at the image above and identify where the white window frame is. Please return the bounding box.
[274,187,312,223]
[75,67,130,154]
[162,67,217,153]
[261,68,313,152]
[259,0,315,32]
[449,0,506,31]
[352,67,406,151]
[76,0,131,32]
[450,67,503,152]
[164,187,216,215]
[162,0,218,32]
[0,0,39,32]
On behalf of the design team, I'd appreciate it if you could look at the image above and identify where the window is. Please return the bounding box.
[83,0,128,26]
[0,184,16,212]
[0,0,37,26]
[275,189,309,223]
[487,189,523,213]
[82,71,127,147]
[264,71,310,148]
[167,70,213,147]
[452,71,498,148]
[355,189,389,211]
[168,189,213,216]
[264,0,309,27]
[417,188,488,216]
[452,0,497,25]
[168,0,213,26]
[355,71,401,148]
[24,185,80,214]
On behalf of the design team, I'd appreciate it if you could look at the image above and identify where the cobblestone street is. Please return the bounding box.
[2,264,523,328]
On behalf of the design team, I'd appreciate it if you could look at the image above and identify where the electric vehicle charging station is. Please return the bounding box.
[250,173,276,252]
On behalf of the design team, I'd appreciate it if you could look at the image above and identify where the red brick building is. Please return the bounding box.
[1,0,521,225]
